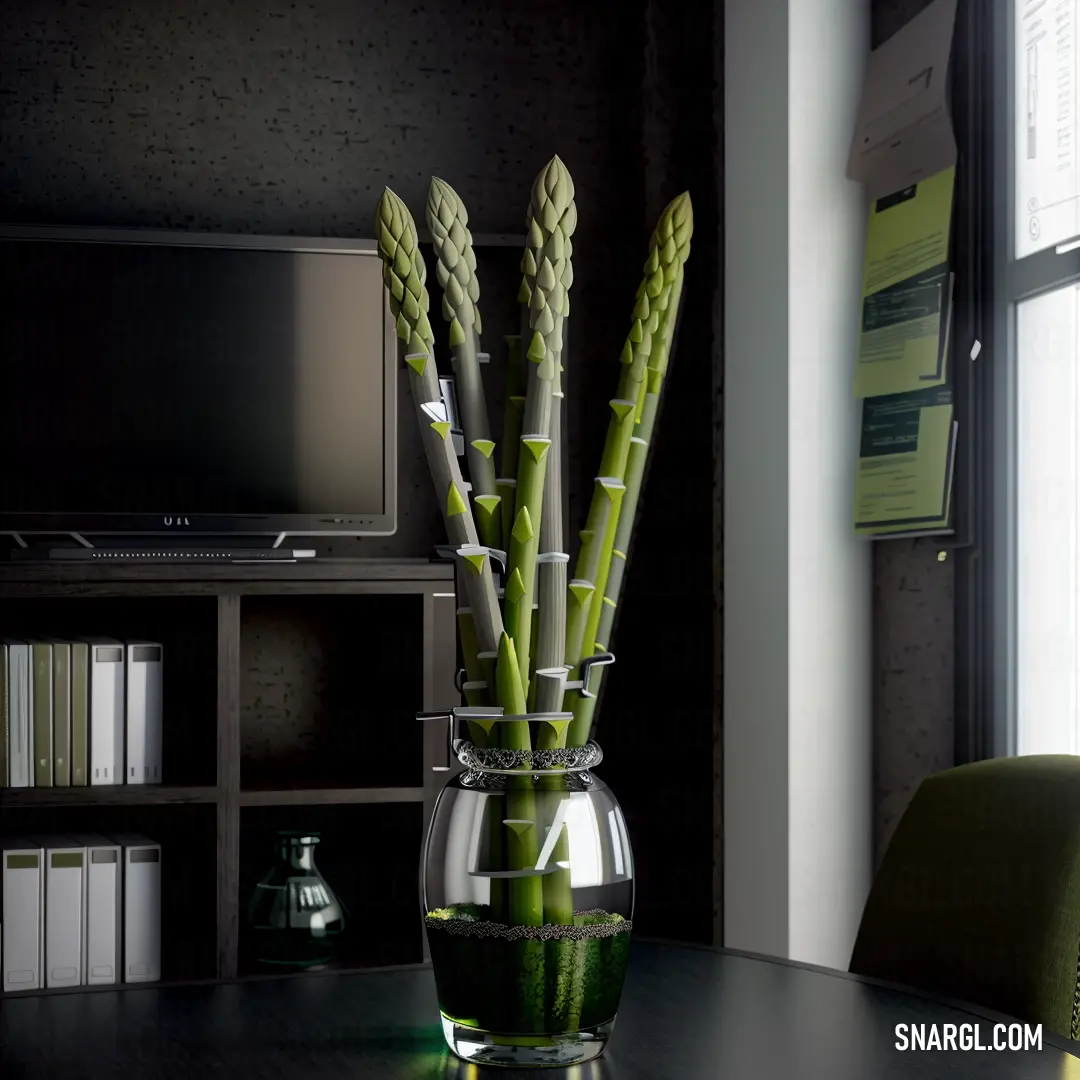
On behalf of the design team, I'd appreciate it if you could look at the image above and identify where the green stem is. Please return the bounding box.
[473,493,502,552]
[534,349,568,717]
[564,477,622,692]
[504,430,552,697]
[494,632,545,1027]
[487,812,507,924]
[579,482,625,664]
[402,352,503,658]
[572,270,688,746]
[540,783,575,1029]
[562,194,693,747]
[373,187,506,657]
[426,177,498,508]
[497,478,518,556]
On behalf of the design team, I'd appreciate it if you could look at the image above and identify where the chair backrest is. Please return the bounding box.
[849,755,1080,1040]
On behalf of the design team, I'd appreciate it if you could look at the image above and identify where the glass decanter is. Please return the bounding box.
[248,830,345,971]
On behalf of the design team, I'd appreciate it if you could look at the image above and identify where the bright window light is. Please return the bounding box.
[1016,283,1080,755]
[1014,0,1080,259]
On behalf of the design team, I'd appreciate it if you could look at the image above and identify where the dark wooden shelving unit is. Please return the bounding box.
[0,559,458,996]
[238,786,426,807]
[0,785,219,807]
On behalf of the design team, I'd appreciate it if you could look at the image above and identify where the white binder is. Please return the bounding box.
[31,835,84,988]
[28,641,54,788]
[2,641,31,788]
[67,833,121,985]
[0,640,7,787]
[85,638,125,785]
[125,642,163,785]
[109,833,161,983]
[1,836,44,991]
[49,640,73,787]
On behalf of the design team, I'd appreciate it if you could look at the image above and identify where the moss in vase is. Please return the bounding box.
[425,905,630,1035]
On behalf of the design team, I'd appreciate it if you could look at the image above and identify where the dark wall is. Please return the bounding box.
[1,0,721,941]
[595,0,721,946]
[869,0,955,861]
[0,0,643,558]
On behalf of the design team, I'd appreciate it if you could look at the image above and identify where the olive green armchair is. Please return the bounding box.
[849,755,1080,1041]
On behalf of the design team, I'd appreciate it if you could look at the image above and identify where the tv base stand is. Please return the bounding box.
[3,533,317,564]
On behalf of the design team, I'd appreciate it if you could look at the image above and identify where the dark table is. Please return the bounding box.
[2,941,1076,1079]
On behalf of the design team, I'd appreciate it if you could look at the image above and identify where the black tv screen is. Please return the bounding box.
[0,229,396,536]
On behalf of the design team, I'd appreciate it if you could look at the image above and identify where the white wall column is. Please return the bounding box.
[723,0,873,970]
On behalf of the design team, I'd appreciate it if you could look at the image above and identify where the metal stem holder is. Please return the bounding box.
[565,653,615,699]
[451,652,615,701]
[437,376,465,456]
[419,651,615,776]
[424,549,616,769]
[432,543,507,575]
[447,652,617,704]
[416,706,503,773]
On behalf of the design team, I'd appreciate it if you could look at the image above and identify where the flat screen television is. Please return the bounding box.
[0,225,397,540]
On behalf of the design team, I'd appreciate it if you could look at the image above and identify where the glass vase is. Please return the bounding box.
[248,830,345,972]
[421,717,634,1068]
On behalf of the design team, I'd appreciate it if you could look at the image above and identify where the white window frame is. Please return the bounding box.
[996,0,1080,756]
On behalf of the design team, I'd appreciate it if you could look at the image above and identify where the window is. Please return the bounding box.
[1007,0,1080,755]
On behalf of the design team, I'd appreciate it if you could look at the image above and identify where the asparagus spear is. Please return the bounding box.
[487,161,577,1026]
[456,604,493,712]
[495,631,546,1029]
[374,187,504,657]
[580,194,692,664]
[504,155,578,698]
[534,254,577,1031]
[501,246,533,552]
[561,207,674,700]
[532,390,569,715]
[499,334,526,549]
[566,193,693,748]
[381,184,513,942]
[595,263,688,655]
[535,343,577,1022]
[426,178,501,550]
[532,233,574,718]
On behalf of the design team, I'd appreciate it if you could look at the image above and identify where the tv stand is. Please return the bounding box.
[4,532,317,564]
[0,556,457,990]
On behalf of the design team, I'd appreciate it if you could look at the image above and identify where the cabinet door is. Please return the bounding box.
[422,587,459,828]
[421,586,458,961]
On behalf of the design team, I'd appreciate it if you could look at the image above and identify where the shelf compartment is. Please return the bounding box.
[239,593,426,792]
[0,784,218,807]
[0,595,218,787]
[0,802,217,987]
[239,786,424,807]
[238,802,425,977]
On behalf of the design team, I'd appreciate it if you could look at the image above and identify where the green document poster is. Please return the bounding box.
[853,166,955,398]
[862,443,955,536]
[853,384,955,536]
